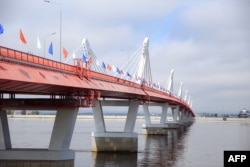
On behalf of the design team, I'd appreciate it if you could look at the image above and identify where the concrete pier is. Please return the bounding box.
[0,106,78,166]
[142,103,181,135]
[92,100,139,152]
[92,132,138,152]
[142,124,178,135]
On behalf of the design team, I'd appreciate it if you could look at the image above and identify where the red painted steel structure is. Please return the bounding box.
[0,46,194,116]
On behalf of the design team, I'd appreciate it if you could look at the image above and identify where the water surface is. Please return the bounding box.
[8,118,250,167]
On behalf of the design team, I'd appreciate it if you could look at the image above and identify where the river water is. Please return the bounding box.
[7,117,250,167]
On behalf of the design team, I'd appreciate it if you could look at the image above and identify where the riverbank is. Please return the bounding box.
[194,117,250,123]
[7,115,250,123]
[7,115,146,120]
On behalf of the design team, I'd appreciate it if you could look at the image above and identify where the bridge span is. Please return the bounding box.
[0,40,194,166]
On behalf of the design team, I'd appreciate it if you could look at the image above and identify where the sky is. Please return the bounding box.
[0,0,250,114]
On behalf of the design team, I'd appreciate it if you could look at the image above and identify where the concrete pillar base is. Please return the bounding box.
[142,123,179,135]
[166,122,180,129]
[179,122,188,126]
[0,149,75,160]
[91,132,138,152]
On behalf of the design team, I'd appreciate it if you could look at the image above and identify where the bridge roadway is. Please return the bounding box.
[0,46,194,112]
[0,46,194,166]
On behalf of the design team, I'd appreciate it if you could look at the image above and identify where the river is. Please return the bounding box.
[7,117,250,167]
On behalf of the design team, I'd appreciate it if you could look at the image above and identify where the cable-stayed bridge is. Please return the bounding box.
[0,38,194,166]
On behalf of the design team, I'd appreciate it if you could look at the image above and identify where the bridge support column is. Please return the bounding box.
[186,111,194,124]
[178,108,186,126]
[92,100,139,152]
[0,107,78,167]
[167,105,180,128]
[0,110,11,150]
[143,103,180,135]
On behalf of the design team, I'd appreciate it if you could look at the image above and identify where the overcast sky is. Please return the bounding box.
[1,0,250,114]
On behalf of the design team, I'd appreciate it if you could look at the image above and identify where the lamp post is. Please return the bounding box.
[44,32,56,57]
[44,0,62,62]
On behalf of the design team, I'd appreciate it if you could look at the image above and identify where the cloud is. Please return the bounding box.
[0,0,249,113]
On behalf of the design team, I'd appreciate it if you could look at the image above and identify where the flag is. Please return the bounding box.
[116,67,120,74]
[0,24,4,35]
[101,62,106,69]
[88,57,93,64]
[82,54,88,63]
[48,42,53,55]
[112,65,116,72]
[63,47,68,58]
[126,72,132,79]
[72,51,76,59]
[36,36,41,49]
[19,29,27,44]
[107,64,112,71]
[96,59,100,66]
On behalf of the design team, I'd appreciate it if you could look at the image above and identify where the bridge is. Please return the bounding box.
[0,38,194,166]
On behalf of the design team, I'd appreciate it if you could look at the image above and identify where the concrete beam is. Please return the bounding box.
[101,100,130,106]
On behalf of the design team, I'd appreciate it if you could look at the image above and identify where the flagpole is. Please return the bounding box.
[44,32,56,57]
[44,0,62,62]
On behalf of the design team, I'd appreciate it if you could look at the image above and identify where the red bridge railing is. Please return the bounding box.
[0,46,194,116]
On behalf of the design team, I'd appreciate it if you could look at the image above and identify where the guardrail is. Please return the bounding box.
[0,46,194,116]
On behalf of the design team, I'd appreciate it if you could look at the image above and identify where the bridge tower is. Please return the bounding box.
[119,37,152,85]
[136,37,152,85]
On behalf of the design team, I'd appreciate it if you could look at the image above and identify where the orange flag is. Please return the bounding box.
[107,64,112,71]
[19,29,27,44]
[88,57,93,64]
[63,47,68,58]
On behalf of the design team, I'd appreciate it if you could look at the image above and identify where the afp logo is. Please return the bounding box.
[224,151,250,167]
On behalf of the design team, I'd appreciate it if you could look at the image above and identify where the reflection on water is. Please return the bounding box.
[92,123,193,167]
[92,152,137,167]
[138,125,192,167]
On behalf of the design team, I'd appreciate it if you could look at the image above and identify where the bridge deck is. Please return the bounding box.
[0,46,194,116]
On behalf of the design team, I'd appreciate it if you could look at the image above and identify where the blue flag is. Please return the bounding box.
[101,62,106,69]
[82,54,88,63]
[0,24,4,35]
[48,42,53,55]
[116,67,120,74]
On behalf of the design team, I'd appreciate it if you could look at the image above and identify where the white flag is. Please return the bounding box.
[36,36,41,49]
[95,59,100,66]
[72,51,76,59]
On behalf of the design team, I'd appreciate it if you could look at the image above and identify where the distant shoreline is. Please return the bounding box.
[7,115,146,120]
[194,117,250,123]
[7,115,250,123]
